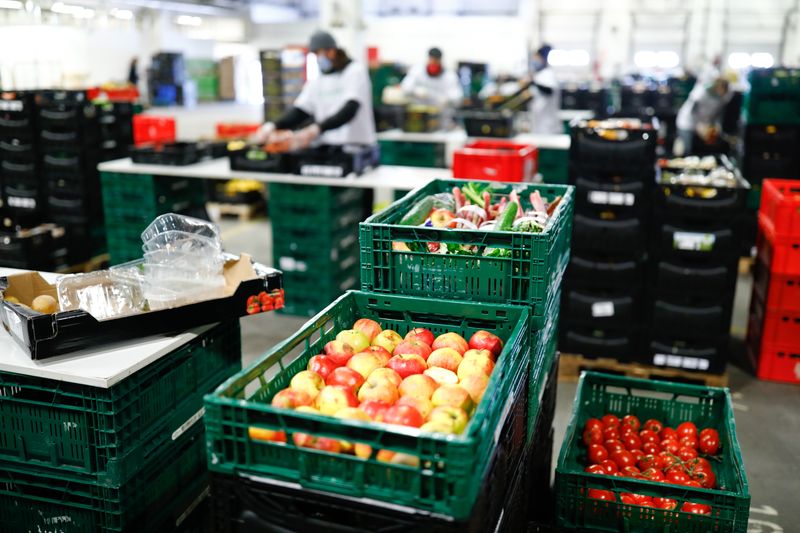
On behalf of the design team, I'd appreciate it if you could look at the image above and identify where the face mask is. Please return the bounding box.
[532,59,545,71]
[426,63,442,77]
[317,54,333,73]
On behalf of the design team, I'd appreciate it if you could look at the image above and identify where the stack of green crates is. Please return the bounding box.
[100,172,208,265]
[270,183,365,317]
[743,68,800,125]
[538,147,570,184]
[0,321,242,532]
[187,58,219,102]
[378,139,447,168]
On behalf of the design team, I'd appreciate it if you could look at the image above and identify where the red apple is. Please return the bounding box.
[289,370,325,400]
[368,367,403,388]
[308,354,339,380]
[248,427,286,443]
[371,330,403,354]
[398,374,438,400]
[431,385,474,413]
[352,318,382,341]
[468,330,503,358]
[361,345,392,366]
[326,367,365,395]
[314,385,359,416]
[405,327,435,346]
[359,400,391,421]
[271,388,313,409]
[427,347,464,373]
[396,395,433,419]
[431,332,469,355]
[387,354,427,378]
[324,340,355,366]
[383,404,424,428]
[459,373,490,404]
[357,376,400,404]
[457,350,495,380]
[346,352,384,379]
[393,339,433,360]
[293,434,342,453]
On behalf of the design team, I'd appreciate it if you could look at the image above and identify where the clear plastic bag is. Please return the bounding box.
[141,213,220,243]
[57,269,146,320]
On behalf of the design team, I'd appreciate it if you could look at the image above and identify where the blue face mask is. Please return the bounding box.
[532,59,545,71]
[317,54,333,74]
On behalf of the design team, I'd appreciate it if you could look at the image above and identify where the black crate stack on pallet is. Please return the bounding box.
[261,49,284,122]
[561,118,657,361]
[647,156,748,374]
[149,52,186,106]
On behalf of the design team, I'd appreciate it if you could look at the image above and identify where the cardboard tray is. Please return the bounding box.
[0,253,284,360]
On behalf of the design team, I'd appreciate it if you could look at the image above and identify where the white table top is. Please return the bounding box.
[97,158,453,190]
[377,129,468,144]
[513,133,571,150]
[558,109,595,122]
[0,267,212,388]
[377,128,571,151]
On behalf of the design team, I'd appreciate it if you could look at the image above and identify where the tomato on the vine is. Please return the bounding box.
[653,497,678,510]
[604,439,625,453]
[629,449,645,462]
[678,446,698,462]
[659,427,678,442]
[623,434,643,451]
[666,469,690,485]
[680,436,698,450]
[585,418,603,433]
[660,439,680,454]
[622,465,641,478]
[642,442,660,455]
[676,421,698,440]
[681,502,711,515]
[588,489,615,501]
[585,464,606,475]
[692,467,716,489]
[699,428,719,442]
[640,467,665,482]
[583,428,603,446]
[602,414,620,428]
[600,459,619,474]
[603,426,621,441]
[588,443,609,464]
[683,479,702,488]
[643,419,664,433]
[658,451,680,470]
[698,433,720,455]
[622,414,641,432]
[638,454,662,471]
[611,449,636,469]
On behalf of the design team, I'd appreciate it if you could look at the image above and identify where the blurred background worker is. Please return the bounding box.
[529,45,562,134]
[401,47,463,107]
[253,30,376,151]
[675,76,732,155]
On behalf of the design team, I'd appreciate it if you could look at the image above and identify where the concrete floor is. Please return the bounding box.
[220,217,799,531]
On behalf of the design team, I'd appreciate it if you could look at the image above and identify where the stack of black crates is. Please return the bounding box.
[260,50,284,122]
[149,52,186,106]
[561,118,657,361]
[647,156,748,374]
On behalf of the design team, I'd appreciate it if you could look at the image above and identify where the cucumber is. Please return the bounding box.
[495,202,518,231]
[399,196,434,226]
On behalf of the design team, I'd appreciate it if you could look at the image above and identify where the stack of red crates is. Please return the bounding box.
[133,115,176,146]
[747,178,800,383]
[452,140,538,182]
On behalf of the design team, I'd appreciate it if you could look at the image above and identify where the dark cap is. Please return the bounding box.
[536,44,552,62]
[309,30,337,52]
[428,47,443,59]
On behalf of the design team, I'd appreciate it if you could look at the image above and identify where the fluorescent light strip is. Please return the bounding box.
[175,14,201,26]
[0,0,23,8]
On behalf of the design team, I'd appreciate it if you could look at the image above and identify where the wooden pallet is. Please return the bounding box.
[207,201,265,221]
[558,353,729,387]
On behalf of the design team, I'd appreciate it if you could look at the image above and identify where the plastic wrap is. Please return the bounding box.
[57,269,146,320]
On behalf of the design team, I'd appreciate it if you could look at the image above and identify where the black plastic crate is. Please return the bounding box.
[571,211,647,254]
[559,322,641,359]
[403,107,440,133]
[374,105,405,132]
[36,103,97,134]
[651,212,741,260]
[572,175,651,214]
[462,110,514,138]
[0,223,62,270]
[743,123,799,153]
[130,142,212,166]
[655,156,749,217]
[647,296,733,339]
[1,160,39,188]
[740,150,799,181]
[569,163,656,186]
[566,250,647,289]
[2,182,42,213]
[0,91,37,140]
[649,254,738,295]
[561,285,644,329]
[569,119,657,172]
[0,138,37,164]
[43,170,98,195]
[644,334,729,374]
[620,86,656,112]
[292,144,380,177]
[228,145,292,173]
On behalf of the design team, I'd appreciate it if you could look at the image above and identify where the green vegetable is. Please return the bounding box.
[495,202,518,231]
[462,182,489,206]
[400,196,434,226]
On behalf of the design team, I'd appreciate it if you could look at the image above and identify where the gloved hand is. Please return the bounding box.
[249,122,275,144]
[413,86,429,100]
[290,123,321,151]
[265,129,293,153]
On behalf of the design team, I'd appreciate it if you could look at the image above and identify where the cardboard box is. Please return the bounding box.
[218,57,236,101]
[0,254,283,359]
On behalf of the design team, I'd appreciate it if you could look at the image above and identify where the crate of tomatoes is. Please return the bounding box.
[204,290,537,520]
[555,371,750,532]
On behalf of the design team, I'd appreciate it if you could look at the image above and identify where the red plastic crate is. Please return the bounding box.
[452,140,538,183]
[87,86,140,102]
[752,340,800,384]
[753,257,800,312]
[759,179,800,240]
[757,218,800,275]
[133,115,176,146]
[215,122,260,140]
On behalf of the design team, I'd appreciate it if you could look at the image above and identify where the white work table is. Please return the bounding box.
[0,267,211,388]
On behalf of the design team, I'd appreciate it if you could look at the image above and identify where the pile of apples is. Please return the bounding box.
[249,318,504,463]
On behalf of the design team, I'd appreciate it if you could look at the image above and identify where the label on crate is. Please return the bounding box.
[672,231,715,252]
[591,301,615,317]
[300,164,345,178]
[7,196,37,209]
[588,191,635,206]
[172,407,205,441]
[653,353,710,371]
[0,100,23,111]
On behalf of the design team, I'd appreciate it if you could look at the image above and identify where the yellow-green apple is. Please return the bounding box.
[294,406,321,415]
[290,370,325,400]
[468,330,503,358]
[431,332,469,355]
[427,406,470,434]
[396,395,433,419]
[420,420,456,434]
[457,352,495,380]
[459,373,490,404]
[248,427,287,443]
[383,404,424,428]
[352,318,382,341]
[423,367,459,386]
[368,367,403,388]
[427,347,463,372]
[376,449,420,467]
[462,348,495,365]
[358,400,391,421]
[346,352,383,379]
[354,442,372,459]
[271,388,313,409]
[326,366,365,394]
[387,354,427,378]
[430,208,455,228]
[361,345,392,366]
[357,376,399,404]
[405,327,435,346]
[336,329,370,353]
[393,338,432,360]
[334,407,372,453]
[371,330,403,354]
[324,340,355,366]
[398,374,438,400]
[307,354,339,380]
[431,385,475,413]
[314,385,359,416]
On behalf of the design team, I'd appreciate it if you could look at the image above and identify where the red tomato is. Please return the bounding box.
[622,414,641,432]
[585,464,607,475]
[640,467,665,482]
[683,480,702,488]
[588,489,615,501]
[698,433,720,455]
[638,454,661,471]
[678,446,698,461]
[620,425,638,439]
[611,449,636,469]
[629,449,645,462]
[602,414,620,428]
[677,421,698,440]
[659,427,679,442]
[660,439,680,454]
[638,429,660,445]
[584,418,603,433]
[622,465,641,478]
[642,442,660,455]
[699,428,719,442]
[620,492,636,505]
[653,497,678,510]
[692,467,716,489]
[588,444,609,464]
[667,469,690,485]
[680,436,699,450]
[681,502,712,515]
[604,439,625,453]
[623,434,643,451]
[658,451,681,470]
[684,457,712,472]
[621,493,653,506]
[643,419,664,433]
[600,459,619,474]
[603,426,621,441]
[583,428,603,446]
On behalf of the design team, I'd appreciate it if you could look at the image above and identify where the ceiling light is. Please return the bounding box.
[110,8,134,20]
[51,2,94,18]
[0,0,23,9]
[176,14,201,26]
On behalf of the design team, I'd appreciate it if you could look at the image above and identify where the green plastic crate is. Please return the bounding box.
[0,423,209,533]
[278,268,360,317]
[0,321,240,486]
[528,291,559,441]
[195,77,219,102]
[360,179,574,328]
[204,291,532,520]
[747,182,762,211]
[101,172,207,216]
[742,92,800,125]
[538,147,569,184]
[378,140,446,168]
[747,67,800,96]
[555,372,750,532]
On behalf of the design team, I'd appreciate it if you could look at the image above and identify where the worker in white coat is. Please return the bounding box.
[674,76,731,155]
[529,45,561,134]
[401,47,463,107]
[253,30,376,150]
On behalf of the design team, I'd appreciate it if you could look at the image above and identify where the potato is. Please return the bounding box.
[4,296,19,304]
[31,295,58,314]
